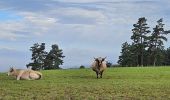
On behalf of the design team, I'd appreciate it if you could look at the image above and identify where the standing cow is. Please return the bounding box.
[91,57,107,78]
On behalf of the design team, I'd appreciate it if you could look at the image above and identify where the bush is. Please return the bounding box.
[106,61,112,67]
[79,65,85,69]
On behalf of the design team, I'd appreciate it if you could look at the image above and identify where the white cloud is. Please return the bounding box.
[49,7,108,25]
[0,12,59,40]
[0,21,28,41]
[0,46,16,51]
[0,33,25,41]
[18,12,59,36]
[20,12,57,25]
[53,0,105,3]
[54,0,145,3]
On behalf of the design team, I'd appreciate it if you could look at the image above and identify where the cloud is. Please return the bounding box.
[54,0,156,3]
[0,21,28,41]
[54,0,104,3]
[0,47,29,72]
[20,12,57,25]
[50,7,108,25]
[18,12,58,36]
[0,11,58,40]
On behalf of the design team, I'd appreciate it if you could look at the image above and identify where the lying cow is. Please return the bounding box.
[7,67,42,80]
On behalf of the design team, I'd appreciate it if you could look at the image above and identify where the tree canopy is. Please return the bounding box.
[27,43,65,70]
[118,17,170,67]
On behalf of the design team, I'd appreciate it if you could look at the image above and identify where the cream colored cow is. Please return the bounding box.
[8,67,42,80]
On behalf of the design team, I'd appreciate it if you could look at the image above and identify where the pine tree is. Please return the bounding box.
[164,47,170,65]
[44,44,65,69]
[118,42,137,66]
[131,17,150,66]
[27,43,47,70]
[118,17,170,67]
[148,18,170,66]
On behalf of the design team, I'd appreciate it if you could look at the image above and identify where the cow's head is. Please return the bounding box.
[94,57,106,67]
[7,67,15,76]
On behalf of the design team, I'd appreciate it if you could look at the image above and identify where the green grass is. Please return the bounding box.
[1,67,170,100]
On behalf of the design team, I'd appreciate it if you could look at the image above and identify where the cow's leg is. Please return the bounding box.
[16,72,23,80]
[96,71,99,78]
[17,75,21,80]
[100,71,104,78]
[17,72,23,80]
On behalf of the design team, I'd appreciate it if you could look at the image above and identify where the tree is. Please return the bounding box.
[118,17,170,67]
[118,42,137,66]
[106,61,112,67]
[148,18,170,66]
[44,44,65,69]
[79,65,85,69]
[163,47,170,65]
[27,43,47,70]
[131,17,150,66]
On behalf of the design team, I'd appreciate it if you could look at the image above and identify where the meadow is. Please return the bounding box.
[1,67,170,100]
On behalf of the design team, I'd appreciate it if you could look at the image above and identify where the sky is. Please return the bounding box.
[0,0,170,72]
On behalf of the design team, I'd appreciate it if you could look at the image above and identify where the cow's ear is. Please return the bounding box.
[11,67,15,71]
[10,67,14,72]
[94,57,99,61]
[102,57,107,61]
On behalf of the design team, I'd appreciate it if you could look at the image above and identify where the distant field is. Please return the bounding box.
[1,67,170,100]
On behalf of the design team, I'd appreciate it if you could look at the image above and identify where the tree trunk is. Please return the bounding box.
[153,57,156,66]
[141,49,144,67]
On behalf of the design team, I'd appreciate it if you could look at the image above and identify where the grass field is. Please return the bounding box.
[1,67,170,100]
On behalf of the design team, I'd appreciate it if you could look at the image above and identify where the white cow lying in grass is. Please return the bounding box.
[91,57,107,78]
[7,67,42,80]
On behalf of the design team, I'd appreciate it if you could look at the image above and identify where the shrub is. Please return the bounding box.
[79,65,85,69]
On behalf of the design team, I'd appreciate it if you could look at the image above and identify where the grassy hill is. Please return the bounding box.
[1,67,170,100]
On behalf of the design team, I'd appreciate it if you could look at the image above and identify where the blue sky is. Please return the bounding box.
[0,0,170,72]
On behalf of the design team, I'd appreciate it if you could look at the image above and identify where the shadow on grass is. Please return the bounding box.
[65,75,114,80]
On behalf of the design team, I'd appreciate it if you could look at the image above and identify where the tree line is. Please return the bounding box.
[27,17,170,69]
[118,17,170,67]
[27,43,65,70]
